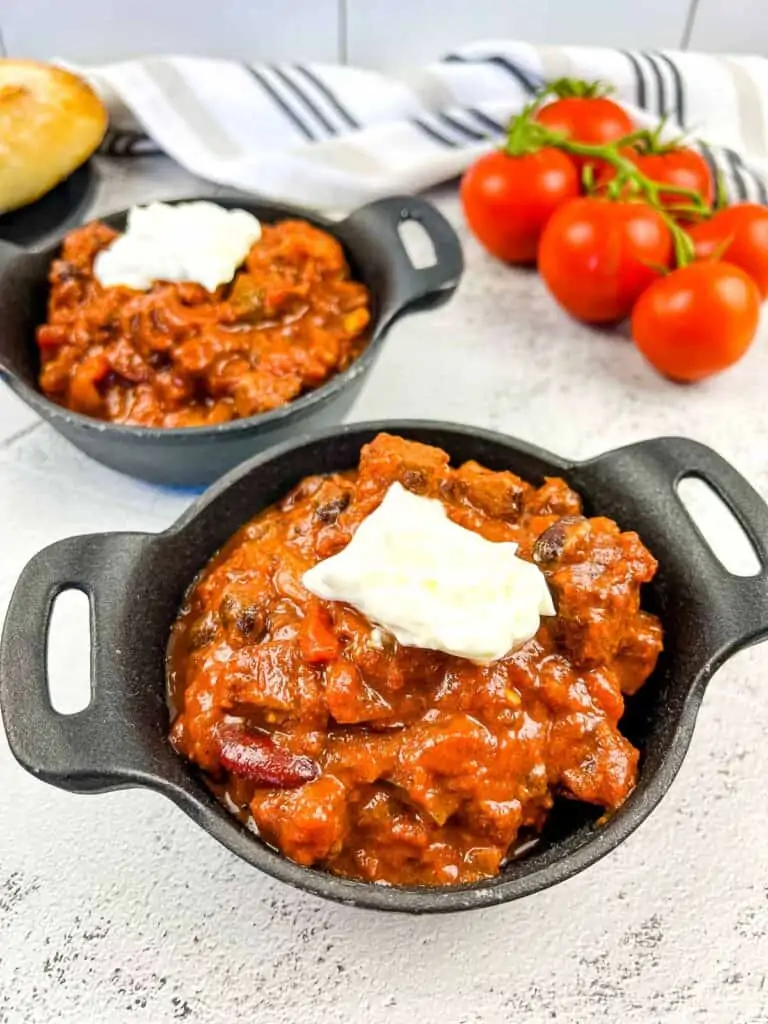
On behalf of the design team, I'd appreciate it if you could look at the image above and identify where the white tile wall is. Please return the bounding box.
[688,0,768,53]
[0,0,340,63]
[0,0,762,70]
[345,0,693,70]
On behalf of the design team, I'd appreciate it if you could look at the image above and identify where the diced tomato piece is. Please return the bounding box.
[68,353,110,414]
[300,598,340,663]
[324,659,391,724]
[37,324,69,349]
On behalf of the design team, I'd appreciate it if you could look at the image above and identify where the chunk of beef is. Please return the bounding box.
[357,433,450,501]
[558,721,639,811]
[614,611,664,695]
[537,516,658,666]
[251,775,348,864]
[452,460,531,520]
[218,641,299,715]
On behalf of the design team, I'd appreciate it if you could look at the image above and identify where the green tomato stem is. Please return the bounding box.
[558,136,700,266]
[553,136,707,209]
[543,77,615,100]
[500,85,714,267]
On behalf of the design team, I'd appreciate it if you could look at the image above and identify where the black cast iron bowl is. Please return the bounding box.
[0,196,463,486]
[2,421,768,914]
[0,160,98,250]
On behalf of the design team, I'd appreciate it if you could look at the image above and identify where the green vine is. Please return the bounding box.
[502,99,712,268]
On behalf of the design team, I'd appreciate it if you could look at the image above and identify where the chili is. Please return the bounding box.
[37,218,371,427]
[167,434,663,886]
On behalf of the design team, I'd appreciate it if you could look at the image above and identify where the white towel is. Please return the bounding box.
[75,40,768,211]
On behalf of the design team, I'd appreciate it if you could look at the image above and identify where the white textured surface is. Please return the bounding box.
[1,158,768,1024]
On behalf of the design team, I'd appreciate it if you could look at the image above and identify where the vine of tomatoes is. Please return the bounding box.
[459,79,766,383]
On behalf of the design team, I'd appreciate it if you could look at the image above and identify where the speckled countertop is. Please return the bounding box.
[1,158,767,1024]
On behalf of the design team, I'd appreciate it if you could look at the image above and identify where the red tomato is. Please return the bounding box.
[534,97,634,173]
[460,148,580,263]
[598,146,713,211]
[631,261,760,381]
[538,197,673,323]
[689,203,768,297]
[300,598,340,663]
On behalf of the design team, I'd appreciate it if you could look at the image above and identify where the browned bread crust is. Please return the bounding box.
[0,60,107,214]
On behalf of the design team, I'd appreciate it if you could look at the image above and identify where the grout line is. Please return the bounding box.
[0,420,42,451]
[680,0,701,49]
[338,0,348,65]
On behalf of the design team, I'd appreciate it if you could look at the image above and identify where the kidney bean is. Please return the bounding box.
[218,726,319,788]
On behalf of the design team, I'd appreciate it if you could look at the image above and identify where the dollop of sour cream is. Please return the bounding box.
[302,482,555,664]
[93,201,262,292]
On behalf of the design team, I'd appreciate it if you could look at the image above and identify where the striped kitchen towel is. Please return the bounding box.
[75,40,768,210]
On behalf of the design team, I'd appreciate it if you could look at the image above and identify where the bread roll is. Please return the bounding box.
[0,60,107,214]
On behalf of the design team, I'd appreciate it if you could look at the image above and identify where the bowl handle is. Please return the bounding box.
[575,436,768,660]
[0,239,46,381]
[0,240,18,381]
[335,195,464,326]
[0,532,159,793]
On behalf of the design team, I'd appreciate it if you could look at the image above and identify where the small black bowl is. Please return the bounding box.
[0,196,463,486]
[2,421,767,913]
[0,160,98,249]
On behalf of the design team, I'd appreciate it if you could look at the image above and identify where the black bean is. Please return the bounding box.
[55,261,86,284]
[401,469,427,493]
[533,516,586,565]
[219,594,267,641]
[315,493,351,523]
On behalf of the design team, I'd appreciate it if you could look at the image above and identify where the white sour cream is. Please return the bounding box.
[93,201,262,292]
[302,482,555,664]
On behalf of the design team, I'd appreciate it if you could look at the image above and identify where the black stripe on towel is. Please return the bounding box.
[653,51,686,125]
[295,65,361,129]
[640,51,668,118]
[102,129,156,156]
[271,65,338,135]
[722,147,749,201]
[696,140,721,192]
[103,129,129,156]
[444,52,538,95]
[725,147,768,204]
[243,64,316,140]
[754,170,768,205]
[437,111,489,141]
[485,55,540,95]
[468,108,506,136]
[696,140,736,204]
[621,51,648,110]
[411,117,461,148]
[698,141,754,205]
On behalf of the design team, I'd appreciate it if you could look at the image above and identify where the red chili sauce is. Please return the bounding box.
[167,434,663,886]
[36,218,371,427]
